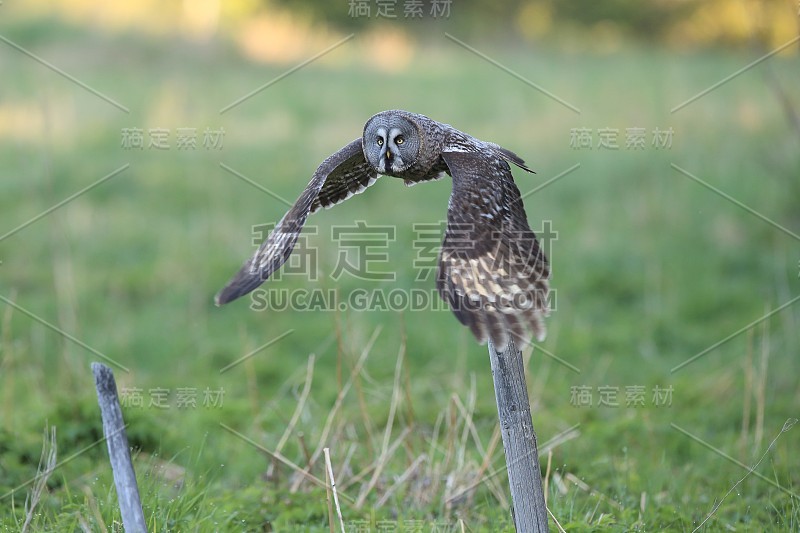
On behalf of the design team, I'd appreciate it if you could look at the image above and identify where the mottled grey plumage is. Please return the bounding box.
[216,110,550,346]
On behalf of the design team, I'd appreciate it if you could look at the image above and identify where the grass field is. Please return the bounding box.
[1,14,799,532]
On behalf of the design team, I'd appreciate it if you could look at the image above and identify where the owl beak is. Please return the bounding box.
[380,145,393,166]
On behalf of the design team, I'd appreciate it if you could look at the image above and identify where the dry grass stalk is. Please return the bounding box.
[352,351,377,458]
[324,449,334,533]
[50,202,82,389]
[244,345,259,415]
[466,424,502,509]
[447,392,507,507]
[276,354,316,451]
[739,329,754,460]
[0,290,17,421]
[267,354,316,480]
[290,326,382,492]
[298,432,312,469]
[76,514,93,533]
[540,423,581,455]
[375,453,427,508]
[445,422,580,509]
[421,410,445,502]
[564,472,623,510]
[355,426,411,508]
[442,396,458,486]
[334,298,344,392]
[476,425,501,482]
[339,458,377,493]
[754,319,770,453]
[547,507,567,533]
[399,326,416,433]
[456,374,478,467]
[221,423,333,493]
[544,449,553,506]
[353,338,408,508]
[0,289,16,372]
[335,442,358,484]
[81,486,108,533]
[22,426,58,533]
[551,472,568,495]
[323,447,345,533]
[379,339,406,461]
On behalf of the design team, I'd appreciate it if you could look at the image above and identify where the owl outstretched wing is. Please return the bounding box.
[436,150,550,347]
[215,138,378,305]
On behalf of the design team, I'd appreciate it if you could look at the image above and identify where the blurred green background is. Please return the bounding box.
[1,1,799,531]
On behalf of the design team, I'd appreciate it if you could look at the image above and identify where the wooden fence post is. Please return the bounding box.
[92,362,147,533]
[488,338,549,532]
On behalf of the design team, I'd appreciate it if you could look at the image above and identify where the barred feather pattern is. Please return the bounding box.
[437,150,550,347]
[311,143,379,213]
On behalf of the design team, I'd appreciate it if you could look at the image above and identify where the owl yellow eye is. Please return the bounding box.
[376,137,383,146]
[395,135,404,145]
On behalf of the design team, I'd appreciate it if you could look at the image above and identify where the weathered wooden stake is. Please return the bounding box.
[92,362,147,533]
[488,338,549,532]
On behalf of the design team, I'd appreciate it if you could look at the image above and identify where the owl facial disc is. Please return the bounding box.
[363,112,420,175]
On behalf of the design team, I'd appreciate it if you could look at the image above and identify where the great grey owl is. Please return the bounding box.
[216,110,550,347]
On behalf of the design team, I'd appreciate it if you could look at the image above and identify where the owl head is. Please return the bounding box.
[363,110,421,175]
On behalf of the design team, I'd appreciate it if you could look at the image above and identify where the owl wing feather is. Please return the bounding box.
[490,143,536,174]
[310,140,379,212]
[215,138,378,305]
[436,150,550,348]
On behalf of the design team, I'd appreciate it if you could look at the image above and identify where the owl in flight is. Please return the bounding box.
[216,110,550,347]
